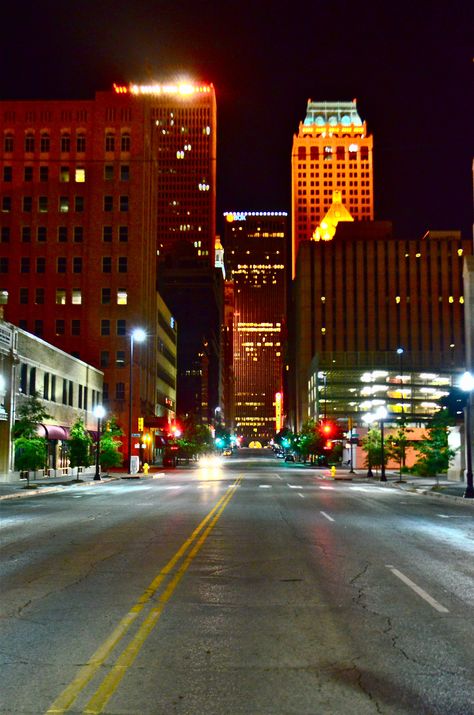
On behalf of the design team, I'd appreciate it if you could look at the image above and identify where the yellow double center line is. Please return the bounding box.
[46,476,242,714]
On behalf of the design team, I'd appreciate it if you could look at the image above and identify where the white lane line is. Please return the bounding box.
[162,486,182,490]
[320,511,335,522]
[298,493,305,498]
[287,484,303,489]
[259,485,272,488]
[437,514,468,519]
[320,486,335,490]
[386,565,449,613]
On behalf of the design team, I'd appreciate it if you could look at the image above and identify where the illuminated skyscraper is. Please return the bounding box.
[0,80,214,460]
[291,99,373,276]
[223,212,287,443]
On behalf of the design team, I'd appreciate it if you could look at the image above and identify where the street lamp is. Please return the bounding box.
[128,328,147,474]
[93,404,106,481]
[459,371,474,499]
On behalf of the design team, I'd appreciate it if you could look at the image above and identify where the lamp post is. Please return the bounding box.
[93,405,106,481]
[459,371,474,499]
[128,328,147,474]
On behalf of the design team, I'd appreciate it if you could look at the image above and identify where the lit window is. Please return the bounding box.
[59,196,69,213]
[75,168,85,182]
[72,289,82,305]
[117,289,128,305]
[56,289,66,305]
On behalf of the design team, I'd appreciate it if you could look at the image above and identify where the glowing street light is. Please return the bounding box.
[459,371,474,498]
[93,404,106,481]
[128,328,147,475]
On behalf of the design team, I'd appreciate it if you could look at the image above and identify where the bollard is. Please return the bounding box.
[143,462,149,475]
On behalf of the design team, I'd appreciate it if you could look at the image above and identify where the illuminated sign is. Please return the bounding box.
[113,83,212,96]
[275,392,283,432]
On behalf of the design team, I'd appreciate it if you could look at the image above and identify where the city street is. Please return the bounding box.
[1,450,473,714]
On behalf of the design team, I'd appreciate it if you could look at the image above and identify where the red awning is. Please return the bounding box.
[36,424,70,440]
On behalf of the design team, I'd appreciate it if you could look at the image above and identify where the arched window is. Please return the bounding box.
[24,132,35,153]
[121,132,131,151]
[40,132,50,153]
[61,133,71,152]
[76,133,86,152]
[4,133,14,153]
[105,132,115,152]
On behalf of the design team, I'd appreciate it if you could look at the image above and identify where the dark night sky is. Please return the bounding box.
[1,0,472,238]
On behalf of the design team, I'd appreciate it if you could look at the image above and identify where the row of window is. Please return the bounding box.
[3,131,131,154]
[0,225,129,243]
[1,164,130,183]
[1,194,130,212]
[297,146,370,161]
[0,256,129,273]
[20,363,100,410]
[15,288,129,306]
[16,318,129,338]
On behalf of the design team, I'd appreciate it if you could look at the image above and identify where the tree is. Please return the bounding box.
[14,393,51,439]
[296,419,324,463]
[386,423,413,481]
[68,418,93,480]
[414,411,456,483]
[14,393,51,484]
[14,437,47,484]
[100,418,123,474]
[361,428,387,476]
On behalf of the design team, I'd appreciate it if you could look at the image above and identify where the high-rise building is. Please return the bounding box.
[0,81,215,460]
[291,99,374,276]
[293,217,472,428]
[223,212,287,443]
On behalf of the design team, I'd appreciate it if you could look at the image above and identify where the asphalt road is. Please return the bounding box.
[1,450,473,714]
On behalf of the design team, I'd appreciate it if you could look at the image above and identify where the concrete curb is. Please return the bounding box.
[0,475,122,501]
[387,481,474,506]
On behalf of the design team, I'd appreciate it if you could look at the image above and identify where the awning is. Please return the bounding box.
[36,424,70,440]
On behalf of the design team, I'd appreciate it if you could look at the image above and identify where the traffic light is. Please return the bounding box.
[169,423,182,438]
[320,421,334,437]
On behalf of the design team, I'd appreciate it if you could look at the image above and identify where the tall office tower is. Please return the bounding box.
[291,99,373,276]
[0,81,214,459]
[223,212,287,443]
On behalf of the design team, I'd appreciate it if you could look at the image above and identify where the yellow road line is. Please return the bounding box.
[83,479,241,714]
[45,480,240,714]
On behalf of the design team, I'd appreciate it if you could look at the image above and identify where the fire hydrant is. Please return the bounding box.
[143,463,149,475]
[330,465,336,479]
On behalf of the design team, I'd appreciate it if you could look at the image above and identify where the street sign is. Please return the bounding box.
[131,432,140,437]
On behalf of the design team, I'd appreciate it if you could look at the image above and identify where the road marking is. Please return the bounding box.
[437,514,469,519]
[45,476,243,714]
[298,493,305,498]
[320,486,335,490]
[320,511,335,522]
[259,485,272,488]
[287,484,302,489]
[386,565,449,613]
[162,485,181,490]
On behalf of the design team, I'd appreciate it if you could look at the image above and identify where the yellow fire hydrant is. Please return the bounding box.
[143,463,149,475]
[330,465,336,479]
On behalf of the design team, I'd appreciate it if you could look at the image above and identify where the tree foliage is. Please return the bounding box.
[386,424,413,473]
[14,393,51,439]
[14,436,47,473]
[414,411,456,479]
[361,428,387,472]
[68,418,93,476]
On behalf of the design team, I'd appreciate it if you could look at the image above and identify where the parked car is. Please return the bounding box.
[284,453,296,462]
[223,448,233,456]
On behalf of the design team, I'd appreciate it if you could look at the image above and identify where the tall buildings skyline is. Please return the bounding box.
[223,212,287,442]
[291,100,374,277]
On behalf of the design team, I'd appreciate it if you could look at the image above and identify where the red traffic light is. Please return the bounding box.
[321,421,334,436]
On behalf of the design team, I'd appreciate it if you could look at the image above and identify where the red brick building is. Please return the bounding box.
[0,82,216,458]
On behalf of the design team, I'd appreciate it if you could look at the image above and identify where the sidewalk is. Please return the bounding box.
[0,467,167,501]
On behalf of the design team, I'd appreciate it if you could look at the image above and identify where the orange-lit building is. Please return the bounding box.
[223,212,287,442]
[0,81,215,460]
[291,99,373,276]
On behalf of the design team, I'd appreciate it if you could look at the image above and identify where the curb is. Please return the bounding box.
[0,475,121,502]
[387,481,474,506]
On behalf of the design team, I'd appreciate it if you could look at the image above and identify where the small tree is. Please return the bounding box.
[100,419,123,474]
[14,393,51,484]
[14,437,47,485]
[414,411,456,484]
[69,418,93,480]
[362,428,387,476]
[386,423,413,481]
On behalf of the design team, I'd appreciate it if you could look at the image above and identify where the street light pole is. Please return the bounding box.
[93,405,105,481]
[380,414,386,482]
[459,371,474,499]
[128,328,147,475]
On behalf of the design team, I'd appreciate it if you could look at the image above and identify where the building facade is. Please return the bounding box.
[291,99,373,276]
[223,212,287,443]
[0,319,103,481]
[293,221,471,428]
[0,81,212,461]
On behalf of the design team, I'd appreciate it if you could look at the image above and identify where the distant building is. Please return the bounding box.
[293,216,472,428]
[0,319,103,481]
[223,212,287,443]
[291,99,374,276]
[0,81,212,461]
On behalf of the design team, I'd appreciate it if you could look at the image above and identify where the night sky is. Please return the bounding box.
[2,0,472,238]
